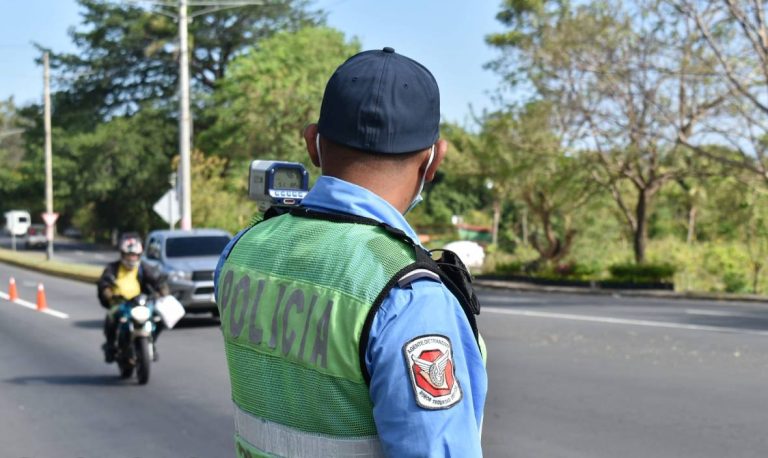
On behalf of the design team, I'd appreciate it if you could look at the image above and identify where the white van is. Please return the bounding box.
[4,210,32,237]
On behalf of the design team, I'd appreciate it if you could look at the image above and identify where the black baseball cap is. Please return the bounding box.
[318,47,440,154]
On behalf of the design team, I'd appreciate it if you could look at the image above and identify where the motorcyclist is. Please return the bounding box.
[97,236,169,363]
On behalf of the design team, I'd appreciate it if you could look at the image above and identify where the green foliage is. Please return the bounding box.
[48,0,322,118]
[485,243,539,273]
[608,263,676,284]
[0,98,34,212]
[645,238,762,294]
[722,272,749,294]
[53,108,176,238]
[494,260,524,275]
[188,151,256,234]
[0,98,29,167]
[409,122,491,233]
[549,261,600,280]
[201,27,359,164]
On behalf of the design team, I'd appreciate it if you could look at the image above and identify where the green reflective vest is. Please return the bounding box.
[217,212,420,457]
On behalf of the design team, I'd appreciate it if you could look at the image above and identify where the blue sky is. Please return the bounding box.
[0,0,505,126]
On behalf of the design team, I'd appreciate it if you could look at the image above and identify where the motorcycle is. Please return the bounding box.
[114,294,161,385]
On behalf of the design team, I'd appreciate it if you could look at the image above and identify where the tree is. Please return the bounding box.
[187,150,256,233]
[479,103,594,264]
[487,0,723,263]
[53,108,177,238]
[201,26,359,164]
[0,98,29,164]
[416,122,489,234]
[670,0,768,184]
[46,0,322,120]
[0,98,32,205]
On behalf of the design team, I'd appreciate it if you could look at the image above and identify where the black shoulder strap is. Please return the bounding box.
[289,207,482,385]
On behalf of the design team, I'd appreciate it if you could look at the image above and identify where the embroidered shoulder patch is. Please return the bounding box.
[403,334,462,410]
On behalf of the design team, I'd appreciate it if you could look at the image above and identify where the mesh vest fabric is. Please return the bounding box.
[218,214,417,445]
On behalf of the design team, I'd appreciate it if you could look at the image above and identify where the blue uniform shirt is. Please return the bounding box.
[215,176,487,457]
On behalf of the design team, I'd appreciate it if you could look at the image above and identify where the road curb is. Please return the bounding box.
[475,279,768,304]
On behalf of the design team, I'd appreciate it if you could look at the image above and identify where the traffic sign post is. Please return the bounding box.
[42,212,59,259]
[154,189,180,229]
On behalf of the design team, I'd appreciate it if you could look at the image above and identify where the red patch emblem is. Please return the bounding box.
[411,349,456,396]
[403,335,462,409]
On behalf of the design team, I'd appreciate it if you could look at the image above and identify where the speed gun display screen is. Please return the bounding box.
[273,168,302,190]
[248,160,310,211]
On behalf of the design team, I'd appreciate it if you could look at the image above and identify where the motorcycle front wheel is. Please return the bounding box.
[135,337,151,385]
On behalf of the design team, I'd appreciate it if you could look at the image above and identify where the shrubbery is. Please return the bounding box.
[487,237,768,294]
[607,263,676,284]
[494,260,524,275]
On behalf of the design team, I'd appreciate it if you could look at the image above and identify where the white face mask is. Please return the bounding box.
[315,133,323,168]
[405,145,435,215]
[121,256,140,269]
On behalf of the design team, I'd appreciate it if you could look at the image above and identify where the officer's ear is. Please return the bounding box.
[303,123,321,167]
[425,139,447,183]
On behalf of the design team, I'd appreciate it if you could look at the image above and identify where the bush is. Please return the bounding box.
[722,271,749,293]
[552,261,600,280]
[608,263,676,283]
[494,261,524,275]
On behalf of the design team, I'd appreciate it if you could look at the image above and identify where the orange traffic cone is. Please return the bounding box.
[36,283,47,311]
[8,277,18,302]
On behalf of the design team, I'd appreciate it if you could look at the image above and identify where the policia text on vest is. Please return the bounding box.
[218,266,332,369]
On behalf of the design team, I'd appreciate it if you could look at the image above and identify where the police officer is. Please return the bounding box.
[215,47,487,457]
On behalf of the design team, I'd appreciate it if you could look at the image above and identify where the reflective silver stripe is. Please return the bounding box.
[234,403,384,457]
[398,269,440,287]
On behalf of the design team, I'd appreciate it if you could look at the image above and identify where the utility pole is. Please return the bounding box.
[43,52,56,261]
[135,0,266,231]
[178,0,192,230]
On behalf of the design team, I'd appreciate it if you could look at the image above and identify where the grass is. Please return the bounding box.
[0,247,101,283]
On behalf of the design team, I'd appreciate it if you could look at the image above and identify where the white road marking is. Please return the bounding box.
[482,296,544,304]
[0,291,70,319]
[685,308,744,317]
[483,306,768,337]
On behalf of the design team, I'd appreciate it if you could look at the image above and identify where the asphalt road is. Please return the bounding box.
[1,261,767,457]
[479,290,768,458]
[0,262,233,458]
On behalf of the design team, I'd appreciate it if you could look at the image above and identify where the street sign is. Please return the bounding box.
[41,212,59,227]
[42,212,59,242]
[154,189,180,226]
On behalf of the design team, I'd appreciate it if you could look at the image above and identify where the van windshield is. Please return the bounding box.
[165,236,230,258]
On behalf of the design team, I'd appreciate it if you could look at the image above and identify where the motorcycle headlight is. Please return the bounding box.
[131,305,151,323]
[169,270,192,282]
